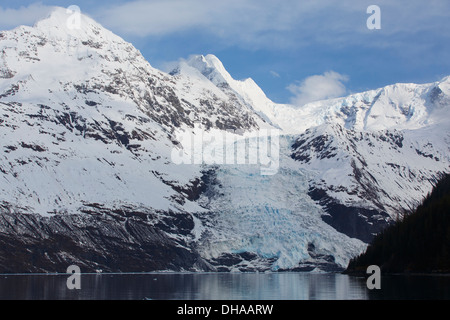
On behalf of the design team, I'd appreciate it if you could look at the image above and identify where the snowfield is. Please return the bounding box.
[0,7,449,272]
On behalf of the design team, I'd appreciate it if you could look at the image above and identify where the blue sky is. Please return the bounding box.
[1,0,450,105]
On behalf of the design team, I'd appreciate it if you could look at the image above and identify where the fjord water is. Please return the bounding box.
[0,273,449,300]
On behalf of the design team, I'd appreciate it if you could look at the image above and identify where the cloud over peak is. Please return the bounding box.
[288,71,349,107]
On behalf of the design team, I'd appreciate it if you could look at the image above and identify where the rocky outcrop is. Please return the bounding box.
[0,205,212,273]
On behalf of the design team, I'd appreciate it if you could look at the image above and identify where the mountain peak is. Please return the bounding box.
[35,7,92,31]
[170,53,278,126]
[184,54,234,86]
[32,6,120,44]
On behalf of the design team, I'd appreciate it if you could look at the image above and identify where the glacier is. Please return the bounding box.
[0,7,449,272]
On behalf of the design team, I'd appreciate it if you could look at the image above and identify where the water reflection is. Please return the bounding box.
[0,273,448,300]
[367,274,450,300]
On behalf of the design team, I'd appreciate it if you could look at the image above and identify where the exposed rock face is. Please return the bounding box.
[0,206,213,273]
[0,8,449,273]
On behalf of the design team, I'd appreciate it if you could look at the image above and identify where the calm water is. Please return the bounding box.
[0,272,449,300]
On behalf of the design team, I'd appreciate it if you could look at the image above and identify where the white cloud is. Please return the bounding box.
[270,71,280,78]
[0,3,53,30]
[288,71,349,107]
[96,0,213,37]
[1,1,448,53]
[94,0,336,47]
[92,0,450,52]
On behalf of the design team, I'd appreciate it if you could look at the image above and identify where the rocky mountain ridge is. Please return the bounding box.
[0,8,448,272]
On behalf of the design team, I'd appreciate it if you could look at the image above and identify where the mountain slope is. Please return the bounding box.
[176,54,450,260]
[0,8,269,272]
[171,53,450,269]
[345,173,450,273]
[0,8,270,216]
[0,7,449,272]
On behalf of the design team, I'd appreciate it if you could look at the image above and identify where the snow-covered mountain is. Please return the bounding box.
[0,8,273,214]
[172,52,450,270]
[0,7,448,273]
[0,8,269,272]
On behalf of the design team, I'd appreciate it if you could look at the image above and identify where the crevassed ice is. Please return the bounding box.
[196,136,366,270]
